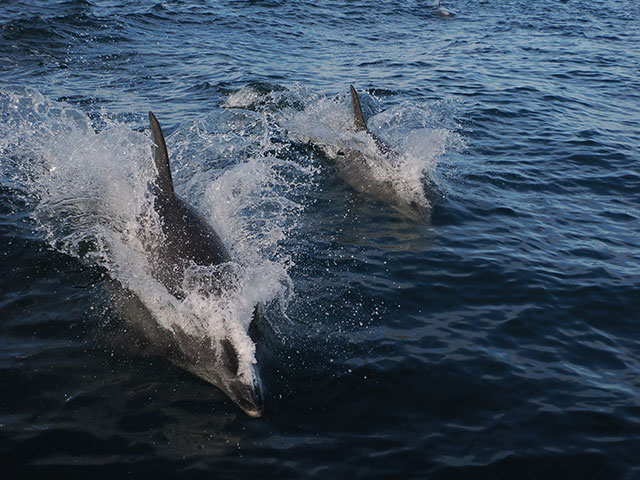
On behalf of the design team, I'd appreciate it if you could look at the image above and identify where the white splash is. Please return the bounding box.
[0,86,301,377]
[285,89,461,213]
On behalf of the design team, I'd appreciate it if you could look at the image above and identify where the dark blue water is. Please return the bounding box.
[2,0,640,478]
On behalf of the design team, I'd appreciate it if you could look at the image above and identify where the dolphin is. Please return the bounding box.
[117,112,264,417]
[431,0,454,18]
[327,86,431,222]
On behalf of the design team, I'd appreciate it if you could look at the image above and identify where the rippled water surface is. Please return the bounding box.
[1,0,640,478]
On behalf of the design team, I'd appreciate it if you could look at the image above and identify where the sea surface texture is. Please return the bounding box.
[1,0,639,478]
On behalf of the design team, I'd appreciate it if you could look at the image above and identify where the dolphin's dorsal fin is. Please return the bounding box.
[149,111,175,198]
[350,85,368,132]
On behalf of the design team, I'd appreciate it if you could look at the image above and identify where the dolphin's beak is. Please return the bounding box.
[244,406,263,418]
[230,374,264,418]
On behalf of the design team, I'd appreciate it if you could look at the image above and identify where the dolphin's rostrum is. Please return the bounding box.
[124,112,264,417]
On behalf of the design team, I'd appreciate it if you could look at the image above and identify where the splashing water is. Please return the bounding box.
[0,86,304,375]
[0,83,459,388]
[283,88,463,215]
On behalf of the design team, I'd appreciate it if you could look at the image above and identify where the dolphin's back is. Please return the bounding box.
[147,111,231,297]
[349,86,396,157]
[157,196,231,267]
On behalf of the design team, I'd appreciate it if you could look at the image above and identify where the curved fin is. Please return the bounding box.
[350,85,368,132]
[149,111,175,198]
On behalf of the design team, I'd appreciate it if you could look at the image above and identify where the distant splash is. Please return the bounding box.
[0,86,303,369]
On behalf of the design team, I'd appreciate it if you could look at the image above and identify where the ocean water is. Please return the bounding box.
[1,0,639,477]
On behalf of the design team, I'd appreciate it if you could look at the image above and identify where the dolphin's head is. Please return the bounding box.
[171,327,264,417]
[215,337,264,418]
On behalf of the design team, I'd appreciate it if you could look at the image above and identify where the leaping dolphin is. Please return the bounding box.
[327,86,431,222]
[118,112,264,417]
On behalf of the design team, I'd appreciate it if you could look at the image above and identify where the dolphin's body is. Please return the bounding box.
[117,112,263,417]
[328,86,430,222]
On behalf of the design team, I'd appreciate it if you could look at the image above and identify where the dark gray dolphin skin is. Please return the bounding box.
[332,86,430,222]
[127,112,264,417]
[148,112,231,297]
